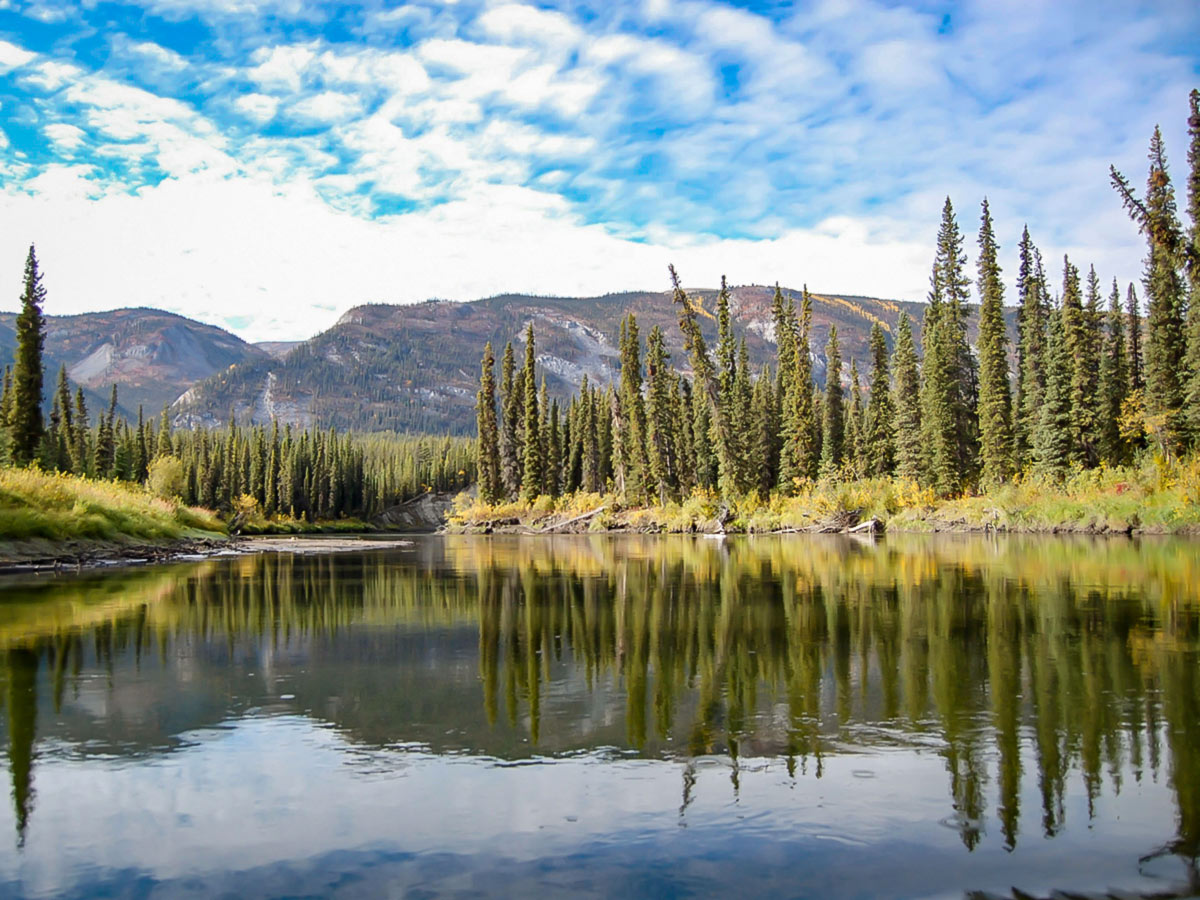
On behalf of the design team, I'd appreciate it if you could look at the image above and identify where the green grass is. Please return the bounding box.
[0,467,226,543]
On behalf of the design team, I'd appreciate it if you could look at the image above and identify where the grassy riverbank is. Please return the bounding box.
[447,456,1200,536]
[0,467,226,543]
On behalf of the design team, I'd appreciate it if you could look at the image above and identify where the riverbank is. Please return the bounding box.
[446,458,1200,536]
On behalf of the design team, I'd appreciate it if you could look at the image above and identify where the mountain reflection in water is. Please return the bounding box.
[0,534,1197,899]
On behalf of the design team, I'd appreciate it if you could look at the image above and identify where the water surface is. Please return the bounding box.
[0,535,1197,899]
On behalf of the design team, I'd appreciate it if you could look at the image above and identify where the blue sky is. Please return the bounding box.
[0,0,1196,341]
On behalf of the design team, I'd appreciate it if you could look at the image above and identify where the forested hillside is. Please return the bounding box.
[174,287,1017,434]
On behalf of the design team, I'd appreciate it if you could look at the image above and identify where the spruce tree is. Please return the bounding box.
[920,254,955,492]
[922,199,977,494]
[864,321,895,476]
[975,198,1014,485]
[1111,127,1188,451]
[498,342,521,499]
[891,313,923,482]
[1126,284,1144,395]
[617,314,649,502]
[1184,88,1200,445]
[157,404,173,458]
[714,278,743,495]
[1034,306,1073,481]
[1013,226,1043,466]
[644,326,675,502]
[520,325,541,501]
[691,384,716,491]
[752,366,777,494]
[790,289,819,481]
[820,326,844,476]
[10,246,47,466]
[475,342,502,505]
[1098,279,1130,465]
[1059,256,1091,463]
[774,291,802,490]
[845,360,864,478]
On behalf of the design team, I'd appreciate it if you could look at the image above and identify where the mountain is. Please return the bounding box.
[173,286,1019,435]
[0,307,270,417]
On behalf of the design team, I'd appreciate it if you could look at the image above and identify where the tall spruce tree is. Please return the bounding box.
[10,246,47,466]
[1059,256,1092,464]
[714,277,744,495]
[1098,279,1130,464]
[475,342,502,505]
[520,325,541,500]
[891,313,923,482]
[864,321,895,476]
[921,199,977,494]
[845,360,864,478]
[1013,226,1043,466]
[976,198,1014,485]
[498,342,521,499]
[1126,284,1145,395]
[793,290,818,479]
[1112,126,1188,451]
[1034,305,1073,480]
[1184,88,1200,445]
[617,314,649,502]
[820,326,844,476]
[644,326,675,502]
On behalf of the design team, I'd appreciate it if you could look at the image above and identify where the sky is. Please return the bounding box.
[0,0,1196,343]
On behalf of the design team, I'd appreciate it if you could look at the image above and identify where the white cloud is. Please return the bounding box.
[44,122,86,151]
[0,39,36,72]
[248,44,317,92]
[287,90,362,124]
[21,60,82,90]
[235,92,280,123]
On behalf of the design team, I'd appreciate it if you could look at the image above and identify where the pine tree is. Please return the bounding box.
[70,388,90,476]
[976,199,1014,485]
[891,313,923,482]
[820,326,844,476]
[1111,126,1188,451]
[498,342,521,499]
[157,404,173,458]
[774,291,803,490]
[644,326,675,502]
[864,322,895,476]
[845,360,864,478]
[521,325,541,500]
[475,343,501,504]
[617,314,649,502]
[792,290,818,480]
[1034,306,1073,480]
[10,246,47,466]
[1059,256,1091,464]
[922,199,978,494]
[751,366,776,494]
[714,277,744,495]
[1013,226,1043,466]
[1126,284,1144,395]
[1098,279,1130,465]
[1184,88,1200,446]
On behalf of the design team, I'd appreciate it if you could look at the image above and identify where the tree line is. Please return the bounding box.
[0,246,474,520]
[475,91,1200,504]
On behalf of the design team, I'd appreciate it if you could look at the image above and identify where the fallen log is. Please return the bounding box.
[538,506,607,534]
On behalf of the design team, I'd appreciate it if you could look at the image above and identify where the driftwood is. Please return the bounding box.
[536,506,607,534]
[848,518,881,534]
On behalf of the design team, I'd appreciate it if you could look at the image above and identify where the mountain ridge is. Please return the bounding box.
[171,285,1017,434]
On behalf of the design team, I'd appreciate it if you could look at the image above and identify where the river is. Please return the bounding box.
[0,534,1196,898]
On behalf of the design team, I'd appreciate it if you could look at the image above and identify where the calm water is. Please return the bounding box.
[0,535,1197,899]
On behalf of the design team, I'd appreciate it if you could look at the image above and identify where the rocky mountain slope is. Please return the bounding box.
[0,307,270,417]
[173,286,1017,435]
